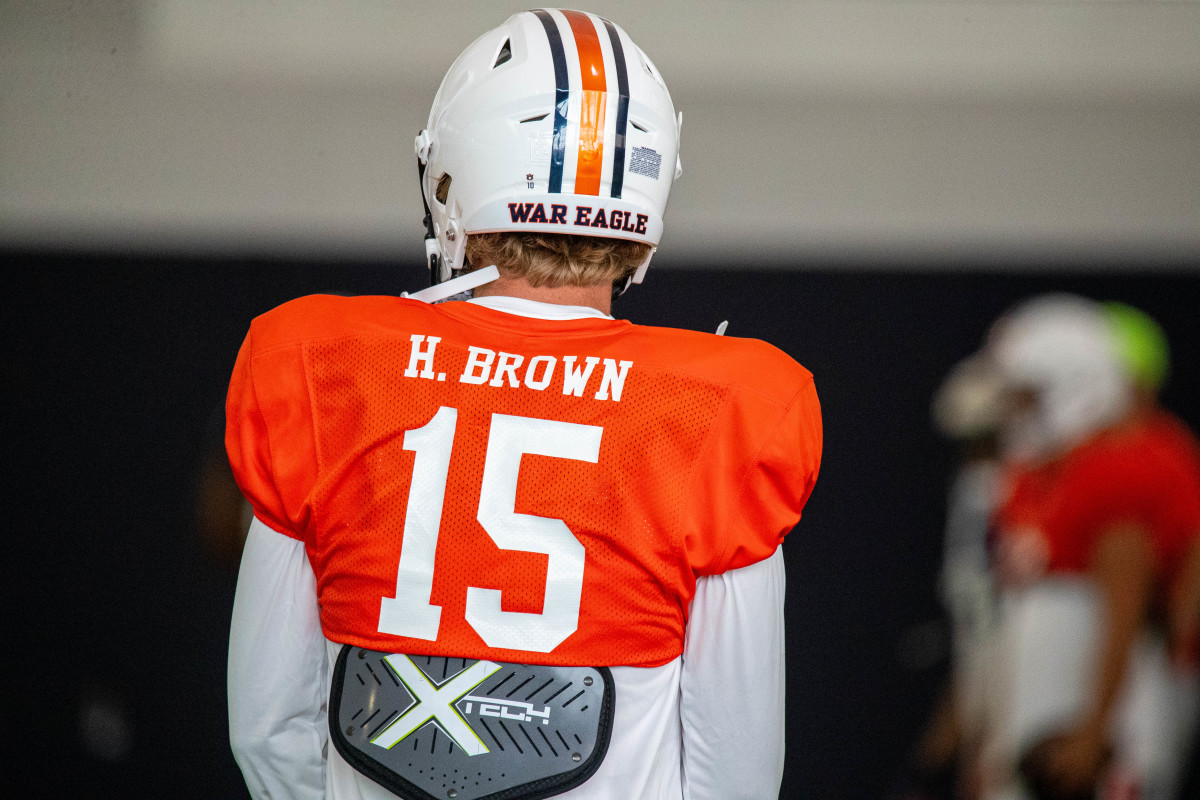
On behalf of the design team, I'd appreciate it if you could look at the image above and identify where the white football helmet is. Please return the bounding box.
[987,294,1131,461]
[416,8,682,286]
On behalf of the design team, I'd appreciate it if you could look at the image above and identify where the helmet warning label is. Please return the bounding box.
[629,147,662,180]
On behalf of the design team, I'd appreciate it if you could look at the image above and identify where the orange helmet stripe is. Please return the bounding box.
[562,10,607,196]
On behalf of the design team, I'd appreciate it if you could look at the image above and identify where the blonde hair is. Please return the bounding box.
[464,232,651,288]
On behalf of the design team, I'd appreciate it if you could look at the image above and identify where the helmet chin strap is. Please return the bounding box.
[403,265,499,304]
[416,154,443,286]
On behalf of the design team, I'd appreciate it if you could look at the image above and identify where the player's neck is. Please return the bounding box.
[472,274,612,316]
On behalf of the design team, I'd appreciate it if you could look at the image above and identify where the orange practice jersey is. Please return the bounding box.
[226,296,822,668]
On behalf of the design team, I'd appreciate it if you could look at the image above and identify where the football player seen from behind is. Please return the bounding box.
[226,9,822,800]
[970,296,1200,800]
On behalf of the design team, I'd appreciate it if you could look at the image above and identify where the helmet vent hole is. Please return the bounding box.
[435,173,452,205]
[630,121,648,133]
[520,113,549,124]
[493,39,512,68]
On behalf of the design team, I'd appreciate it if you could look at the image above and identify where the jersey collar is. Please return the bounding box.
[466,295,613,321]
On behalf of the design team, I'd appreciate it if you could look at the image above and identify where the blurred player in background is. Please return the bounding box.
[225,9,821,800]
[902,356,1007,800]
[976,295,1200,800]
[905,296,1200,800]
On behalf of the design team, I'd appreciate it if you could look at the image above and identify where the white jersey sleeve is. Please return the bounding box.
[681,546,787,800]
[229,517,329,800]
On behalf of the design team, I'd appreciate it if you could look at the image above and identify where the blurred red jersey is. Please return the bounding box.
[996,410,1200,584]
[226,295,821,667]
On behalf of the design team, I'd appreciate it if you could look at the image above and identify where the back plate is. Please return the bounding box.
[330,645,614,800]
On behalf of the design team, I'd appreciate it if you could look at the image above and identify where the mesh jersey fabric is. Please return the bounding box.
[996,410,1200,581]
[226,294,821,667]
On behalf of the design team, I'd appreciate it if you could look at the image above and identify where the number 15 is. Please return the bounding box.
[378,406,603,654]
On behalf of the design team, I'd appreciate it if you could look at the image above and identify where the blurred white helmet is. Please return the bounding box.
[417,8,682,285]
[988,294,1131,461]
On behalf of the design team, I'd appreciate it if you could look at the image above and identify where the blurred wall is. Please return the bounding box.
[2,0,1198,264]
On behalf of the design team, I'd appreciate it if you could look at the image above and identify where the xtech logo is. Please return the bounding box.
[370,655,500,756]
[460,695,552,725]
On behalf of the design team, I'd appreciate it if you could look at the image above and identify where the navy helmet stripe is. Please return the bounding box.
[602,19,630,199]
[532,10,569,194]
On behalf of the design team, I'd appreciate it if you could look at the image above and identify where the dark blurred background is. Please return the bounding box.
[4,254,1198,798]
[2,1,1198,797]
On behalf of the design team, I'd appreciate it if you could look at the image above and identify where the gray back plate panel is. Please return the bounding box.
[330,646,614,800]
